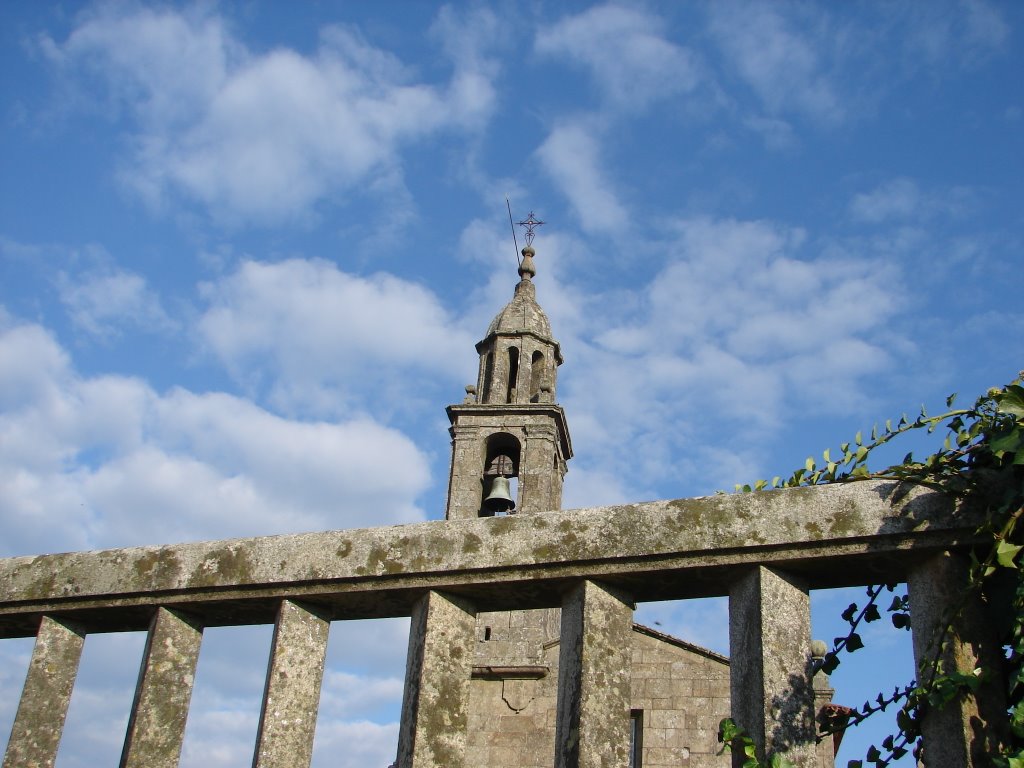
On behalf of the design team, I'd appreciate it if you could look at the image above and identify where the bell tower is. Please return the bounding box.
[445,226,572,520]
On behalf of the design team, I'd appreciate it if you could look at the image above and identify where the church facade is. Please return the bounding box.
[439,235,839,767]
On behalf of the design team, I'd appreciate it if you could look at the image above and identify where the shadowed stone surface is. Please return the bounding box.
[554,580,634,768]
[729,567,816,766]
[3,616,85,768]
[397,590,477,768]
[253,600,330,768]
[120,608,203,768]
[908,552,1009,767]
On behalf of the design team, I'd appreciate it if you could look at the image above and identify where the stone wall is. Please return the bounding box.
[464,616,732,767]
[630,627,731,767]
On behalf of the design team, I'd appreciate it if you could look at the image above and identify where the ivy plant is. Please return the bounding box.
[718,374,1024,767]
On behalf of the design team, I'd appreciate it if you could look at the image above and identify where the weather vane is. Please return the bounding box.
[517,211,545,247]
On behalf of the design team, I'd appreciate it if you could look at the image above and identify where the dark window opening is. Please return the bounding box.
[530,350,544,402]
[482,351,494,403]
[506,347,519,403]
[484,626,491,641]
[630,709,643,768]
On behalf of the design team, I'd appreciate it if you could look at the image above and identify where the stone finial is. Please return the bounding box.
[464,385,477,404]
[518,245,536,280]
[810,639,828,659]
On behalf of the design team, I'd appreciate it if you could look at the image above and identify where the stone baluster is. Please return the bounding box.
[907,552,1008,766]
[120,607,204,768]
[253,600,331,768]
[3,615,86,768]
[554,580,634,768]
[396,590,477,768]
[729,566,817,767]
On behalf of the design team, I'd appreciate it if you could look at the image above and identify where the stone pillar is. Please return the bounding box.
[397,590,476,768]
[554,580,634,768]
[907,552,1008,766]
[253,600,331,768]
[522,425,561,514]
[3,615,86,768]
[446,426,485,520]
[729,566,816,767]
[120,607,203,768]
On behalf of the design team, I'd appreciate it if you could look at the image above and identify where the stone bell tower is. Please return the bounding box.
[444,223,572,521]
[444,218,573,712]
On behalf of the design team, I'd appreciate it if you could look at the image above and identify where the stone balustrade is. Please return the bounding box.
[0,480,999,767]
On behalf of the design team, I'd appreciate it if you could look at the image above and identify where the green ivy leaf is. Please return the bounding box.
[847,632,865,652]
[996,385,1024,418]
[997,541,1023,568]
[990,428,1024,457]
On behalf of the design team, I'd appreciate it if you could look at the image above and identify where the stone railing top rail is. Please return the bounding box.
[0,480,979,637]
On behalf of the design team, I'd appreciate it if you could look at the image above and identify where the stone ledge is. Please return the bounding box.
[0,480,979,637]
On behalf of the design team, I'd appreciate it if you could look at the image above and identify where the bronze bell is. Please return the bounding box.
[482,476,515,514]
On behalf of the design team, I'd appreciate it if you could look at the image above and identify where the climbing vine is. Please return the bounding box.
[718,373,1024,767]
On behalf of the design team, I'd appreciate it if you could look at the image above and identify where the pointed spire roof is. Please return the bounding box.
[485,245,554,340]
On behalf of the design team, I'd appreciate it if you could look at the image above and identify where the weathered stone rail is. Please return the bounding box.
[0,480,999,767]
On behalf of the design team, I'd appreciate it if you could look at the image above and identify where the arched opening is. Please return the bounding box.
[530,351,545,402]
[505,347,519,404]
[481,433,521,517]
[482,351,494,403]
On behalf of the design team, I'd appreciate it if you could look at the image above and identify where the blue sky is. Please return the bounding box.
[1,1,1021,766]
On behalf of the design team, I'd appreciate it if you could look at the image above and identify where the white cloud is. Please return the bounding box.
[556,216,905,501]
[708,2,842,122]
[39,4,234,128]
[40,5,498,224]
[535,3,701,108]
[849,177,974,224]
[535,122,628,236]
[58,266,175,338]
[0,316,430,555]
[900,0,1010,68]
[311,720,399,768]
[849,178,923,223]
[743,115,798,151]
[429,5,502,130]
[196,258,475,415]
[319,671,403,721]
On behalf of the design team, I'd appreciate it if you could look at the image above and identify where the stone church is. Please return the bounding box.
[438,230,839,767]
